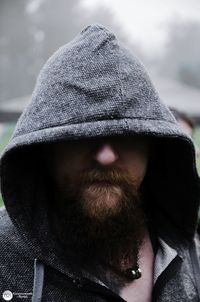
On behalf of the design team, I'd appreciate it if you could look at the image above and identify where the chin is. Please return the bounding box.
[80,184,123,220]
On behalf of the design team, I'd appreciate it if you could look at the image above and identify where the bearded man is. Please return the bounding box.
[0,25,200,302]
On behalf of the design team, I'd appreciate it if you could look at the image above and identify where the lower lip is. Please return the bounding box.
[90,182,116,187]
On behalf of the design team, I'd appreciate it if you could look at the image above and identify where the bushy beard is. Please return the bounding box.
[51,168,147,270]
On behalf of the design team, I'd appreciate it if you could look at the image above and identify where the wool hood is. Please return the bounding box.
[0,24,199,279]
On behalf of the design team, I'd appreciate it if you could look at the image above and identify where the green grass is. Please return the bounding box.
[0,123,15,155]
[0,123,15,207]
[0,196,3,208]
[193,127,200,174]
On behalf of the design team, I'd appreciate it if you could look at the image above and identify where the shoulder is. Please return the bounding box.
[0,207,14,236]
[0,207,32,257]
[0,208,35,290]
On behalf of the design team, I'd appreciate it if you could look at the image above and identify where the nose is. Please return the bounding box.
[93,143,118,166]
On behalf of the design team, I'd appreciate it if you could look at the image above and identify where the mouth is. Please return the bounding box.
[87,181,119,188]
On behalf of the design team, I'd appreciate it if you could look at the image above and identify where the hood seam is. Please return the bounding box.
[13,117,178,137]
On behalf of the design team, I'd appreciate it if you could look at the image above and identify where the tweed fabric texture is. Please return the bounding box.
[0,24,199,301]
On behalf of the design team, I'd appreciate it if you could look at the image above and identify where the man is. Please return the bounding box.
[0,24,200,302]
[170,107,195,137]
[170,107,200,157]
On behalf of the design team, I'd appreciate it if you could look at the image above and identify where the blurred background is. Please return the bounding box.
[0,0,200,206]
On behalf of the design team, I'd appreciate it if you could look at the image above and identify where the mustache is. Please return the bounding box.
[77,168,137,188]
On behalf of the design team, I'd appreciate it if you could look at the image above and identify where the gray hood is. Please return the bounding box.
[0,25,199,267]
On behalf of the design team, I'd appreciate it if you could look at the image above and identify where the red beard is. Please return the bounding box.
[51,167,147,270]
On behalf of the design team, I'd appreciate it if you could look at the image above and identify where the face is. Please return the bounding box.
[49,136,150,266]
[52,136,150,220]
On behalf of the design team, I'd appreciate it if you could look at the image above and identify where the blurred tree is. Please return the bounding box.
[0,0,130,104]
[0,0,83,103]
[39,0,85,58]
[161,20,200,89]
[0,0,32,101]
[179,63,200,89]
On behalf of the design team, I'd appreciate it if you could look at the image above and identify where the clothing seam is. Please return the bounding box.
[115,41,125,116]
[15,117,176,137]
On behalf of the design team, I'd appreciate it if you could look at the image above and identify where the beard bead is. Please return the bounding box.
[125,265,142,280]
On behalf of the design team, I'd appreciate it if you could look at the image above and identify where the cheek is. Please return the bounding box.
[137,160,148,184]
[54,153,89,184]
[124,153,149,187]
[55,157,76,178]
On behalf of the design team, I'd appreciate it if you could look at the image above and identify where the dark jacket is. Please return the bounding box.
[0,24,200,302]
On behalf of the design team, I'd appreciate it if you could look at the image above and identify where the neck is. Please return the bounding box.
[83,231,154,296]
[106,229,150,275]
[120,232,154,301]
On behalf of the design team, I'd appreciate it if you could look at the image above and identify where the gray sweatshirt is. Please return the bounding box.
[0,24,200,302]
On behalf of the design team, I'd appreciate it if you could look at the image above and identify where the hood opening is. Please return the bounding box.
[0,133,199,258]
[143,136,200,243]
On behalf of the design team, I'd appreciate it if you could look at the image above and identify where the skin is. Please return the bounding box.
[52,135,150,194]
